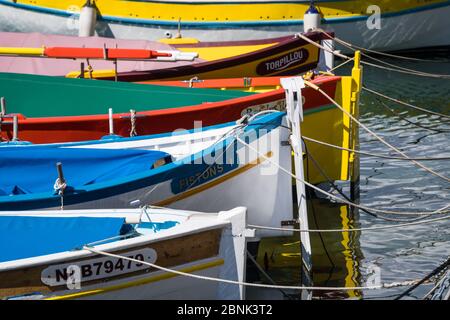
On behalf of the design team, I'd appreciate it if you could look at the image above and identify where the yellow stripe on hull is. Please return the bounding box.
[13,0,449,23]
[46,259,224,300]
[176,43,276,62]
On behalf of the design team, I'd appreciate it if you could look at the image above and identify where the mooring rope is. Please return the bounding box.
[422,270,450,300]
[361,60,450,79]
[297,33,450,120]
[248,215,450,234]
[320,32,450,63]
[303,139,434,223]
[311,30,450,79]
[245,250,292,299]
[303,80,450,183]
[129,109,137,137]
[236,136,450,216]
[303,136,450,161]
[395,256,450,300]
[362,86,450,120]
[82,246,423,291]
[328,57,355,73]
[376,98,450,133]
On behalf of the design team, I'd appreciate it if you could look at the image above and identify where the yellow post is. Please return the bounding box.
[0,47,45,56]
[349,51,362,202]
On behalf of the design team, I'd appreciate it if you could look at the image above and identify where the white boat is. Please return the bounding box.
[0,0,449,52]
[0,112,295,239]
[0,206,251,300]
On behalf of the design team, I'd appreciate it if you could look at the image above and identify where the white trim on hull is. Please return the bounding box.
[0,3,449,52]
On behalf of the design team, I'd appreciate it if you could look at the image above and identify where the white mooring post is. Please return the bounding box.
[108,108,114,135]
[79,0,97,37]
[304,1,335,71]
[0,97,6,116]
[12,115,19,142]
[281,77,313,299]
[303,1,320,33]
[322,38,336,72]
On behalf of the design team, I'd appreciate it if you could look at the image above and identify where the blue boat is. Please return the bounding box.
[0,112,294,238]
[0,206,249,300]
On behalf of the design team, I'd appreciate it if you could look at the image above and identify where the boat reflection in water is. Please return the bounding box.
[249,200,363,300]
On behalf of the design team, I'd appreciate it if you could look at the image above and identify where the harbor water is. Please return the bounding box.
[250,52,450,300]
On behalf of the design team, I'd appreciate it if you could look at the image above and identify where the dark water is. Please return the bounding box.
[251,53,450,300]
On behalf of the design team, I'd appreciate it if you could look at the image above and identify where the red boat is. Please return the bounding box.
[0,73,339,144]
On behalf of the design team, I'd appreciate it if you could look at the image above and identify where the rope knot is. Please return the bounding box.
[54,178,67,196]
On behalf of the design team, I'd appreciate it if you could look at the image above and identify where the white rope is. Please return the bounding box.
[362,60,450,79]
[328,57,355,73]
[53,178,66,194]
[53,178,66,210]
[303,80,450,183]
[375,99,450,133]
[362,86,450,120]
[82,246,421,291]
[303,136,450,161]
[297,32,450,120]
[325,33,450,63]
[235,136,450,216]
[248,214,450,233]
[313,30,450,79]
[130,109,137,137]
[296,32,349,60]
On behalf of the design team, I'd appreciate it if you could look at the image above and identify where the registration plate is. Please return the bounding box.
[41,248,157,287]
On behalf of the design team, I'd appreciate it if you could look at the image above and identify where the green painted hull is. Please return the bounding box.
[0,73,253,118]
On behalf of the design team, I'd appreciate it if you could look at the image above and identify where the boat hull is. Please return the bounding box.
[0,74,356,185]
[0,114,295,238]
[0,208,248,300]
[0,74,338,143]
[1,0,449,52]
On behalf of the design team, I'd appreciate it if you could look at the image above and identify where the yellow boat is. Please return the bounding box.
[63,32,328,80]
[1,0,449,52]
[254,202,363,299]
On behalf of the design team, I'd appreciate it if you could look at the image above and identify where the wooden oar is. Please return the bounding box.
[0,46,172,60]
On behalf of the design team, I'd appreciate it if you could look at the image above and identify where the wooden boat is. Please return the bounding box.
[0,206,250,300]
[65,32,327,80]
[0,46,174,60]
[0,70,360,185]
[0,31,328,80]
[0,31,205,76]
[0,0,449,52]
[0,112,296,239]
